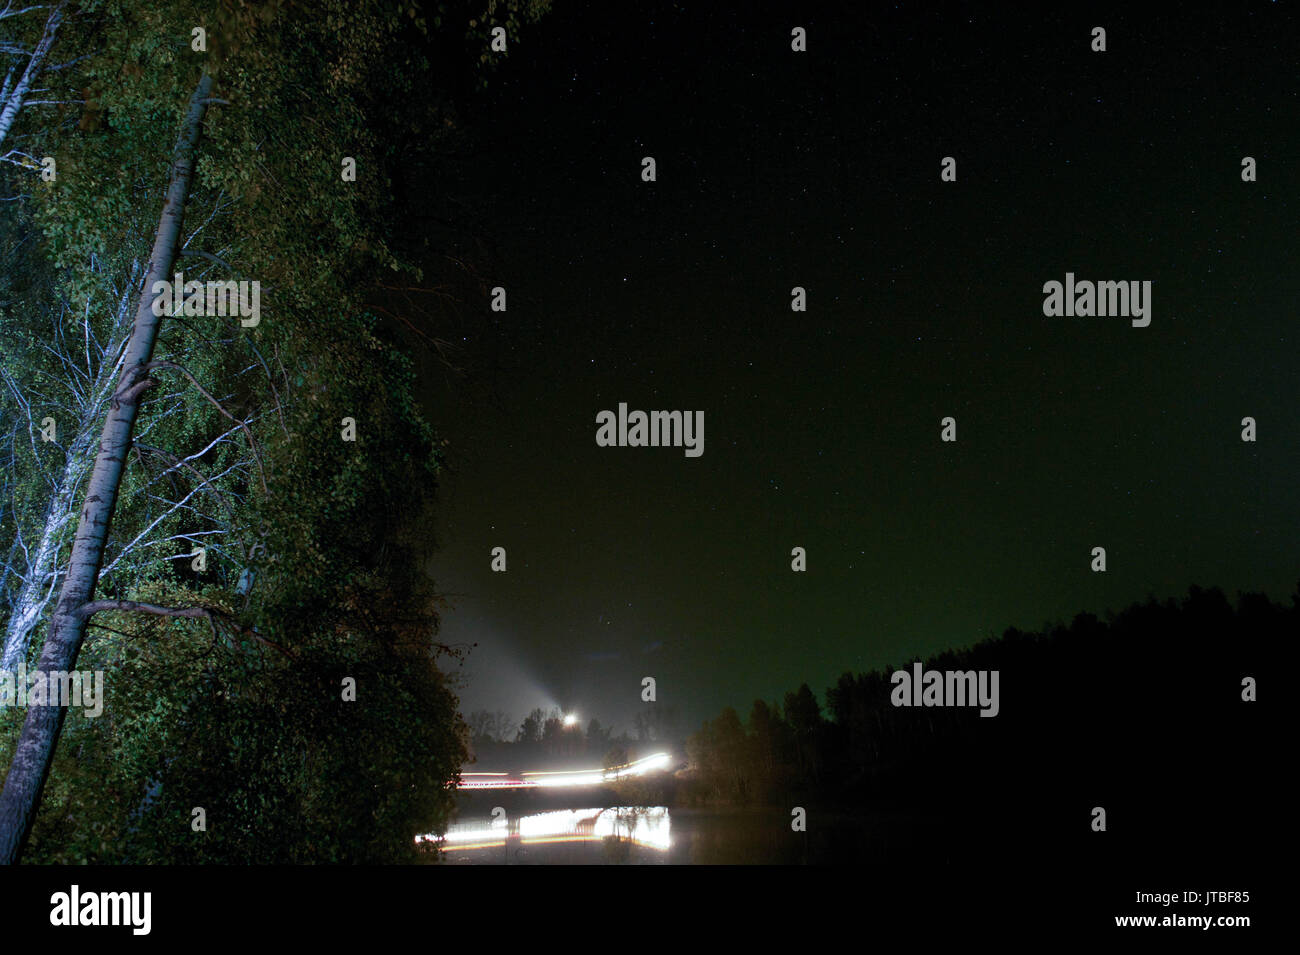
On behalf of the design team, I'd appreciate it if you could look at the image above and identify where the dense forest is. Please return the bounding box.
[682,585,1280,868]
[0,0,552,863]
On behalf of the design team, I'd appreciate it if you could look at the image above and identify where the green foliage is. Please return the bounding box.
[0,0,562,861]
[14,576,467,863]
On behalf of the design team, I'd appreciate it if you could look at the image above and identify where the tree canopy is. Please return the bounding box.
[1,0,551,863]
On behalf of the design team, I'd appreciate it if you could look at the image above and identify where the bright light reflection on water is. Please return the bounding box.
[420,807,671,854]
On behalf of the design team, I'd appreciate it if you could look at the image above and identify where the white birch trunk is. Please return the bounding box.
[0,2,65,150]
[0,270,137,672]
[0,72,215,864]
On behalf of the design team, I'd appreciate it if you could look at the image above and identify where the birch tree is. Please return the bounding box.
[0,1,67,149]
[0,71,217,863]
[0,260,137,672]
[1,0,554,865]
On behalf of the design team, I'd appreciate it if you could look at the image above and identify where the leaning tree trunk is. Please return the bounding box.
[0,72,215,864]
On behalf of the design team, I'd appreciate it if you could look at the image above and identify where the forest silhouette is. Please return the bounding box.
[679,584,1279,872]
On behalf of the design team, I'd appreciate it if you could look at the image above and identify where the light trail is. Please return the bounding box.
[455,752,672,790]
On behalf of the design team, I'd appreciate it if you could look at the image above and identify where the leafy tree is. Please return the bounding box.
[0,0,554,863]
[783,682,823,782]
[585,717,610,755]
[517,707,543,746]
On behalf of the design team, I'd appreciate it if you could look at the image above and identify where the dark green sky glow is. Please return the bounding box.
[419,3,1299,731]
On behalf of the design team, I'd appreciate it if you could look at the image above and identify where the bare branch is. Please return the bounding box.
[140,360,268,493]
[75,599,295,657]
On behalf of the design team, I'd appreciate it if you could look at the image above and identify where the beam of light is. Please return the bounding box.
[421,807,672,852]
[520,766,608,787]
[457,775,535,789]
[430,828,501,844]
[610,752,672,777]
[454,752,672,790]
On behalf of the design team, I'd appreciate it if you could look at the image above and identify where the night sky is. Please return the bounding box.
[420,3,1299,733]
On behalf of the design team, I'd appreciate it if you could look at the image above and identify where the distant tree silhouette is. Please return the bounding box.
[586,718,611,756]
[682,585,1283,873]
[517,708,544,746]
